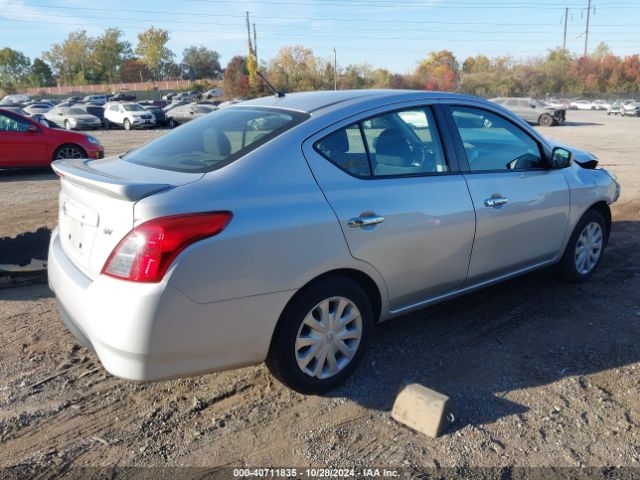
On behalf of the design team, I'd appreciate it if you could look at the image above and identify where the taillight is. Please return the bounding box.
[102,212,232,282]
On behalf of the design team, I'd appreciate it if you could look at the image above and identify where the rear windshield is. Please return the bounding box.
[123,107,308,173]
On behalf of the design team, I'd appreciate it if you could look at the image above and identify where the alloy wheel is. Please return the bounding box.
[574,222,603,275]
[295,296,363,380]
[55,146,83,160]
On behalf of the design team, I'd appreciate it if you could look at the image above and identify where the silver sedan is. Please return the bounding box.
[48,90,620,394]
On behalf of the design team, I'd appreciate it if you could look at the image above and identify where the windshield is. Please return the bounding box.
[123,104,145,112]
[62,108,86,115]
[123,107,308,173]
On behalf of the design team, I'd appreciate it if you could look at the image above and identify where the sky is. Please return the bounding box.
[1,0,639,74]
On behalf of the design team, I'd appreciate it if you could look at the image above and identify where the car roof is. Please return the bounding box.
[237,89,486,116]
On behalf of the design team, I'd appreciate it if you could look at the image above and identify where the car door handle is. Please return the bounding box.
[484,196,509,207]
[348,215,385,228]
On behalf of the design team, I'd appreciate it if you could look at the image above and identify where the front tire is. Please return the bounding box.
[555,210,606,283]
[123,118,131,131]
[53,144,86,161]
[64,120,72,131]
[539,113,554,127]
[266,275,373,394]
[168,118,177,129]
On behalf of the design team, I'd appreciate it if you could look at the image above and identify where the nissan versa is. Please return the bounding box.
[48,90,620,394]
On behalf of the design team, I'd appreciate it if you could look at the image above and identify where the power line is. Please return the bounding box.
[7,2,640,26]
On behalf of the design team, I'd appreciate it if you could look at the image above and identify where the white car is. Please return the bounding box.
[1,94,30,104]
[82,95,108,105]
[103,102,156,130]
[569,100,598,110]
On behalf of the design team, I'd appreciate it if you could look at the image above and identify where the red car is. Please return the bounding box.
[0,108,104,169]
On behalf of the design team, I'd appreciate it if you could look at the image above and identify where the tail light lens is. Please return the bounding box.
[102,212,232,282]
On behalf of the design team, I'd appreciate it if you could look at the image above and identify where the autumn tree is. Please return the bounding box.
[416,50,460,91]
[223,55,250,98]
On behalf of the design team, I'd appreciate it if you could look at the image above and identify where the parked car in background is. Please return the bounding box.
[110,91,137,102]
[45,106,102,130]
[103,102,156,130]
[544,98,571,109]
[138,101,167,127]
[165,103,213,128]
[607,101,624,116]
[491,97,565,126]
[569,99,597,110]
[47,90,619,393]
[0,107,103,168]
[172,90,199,103]
[1,94,30,104]
[80,103,105,122]
[162,91,177,102]
[64,96,82,104]
[0,105,50,127]
[24,102,53,116]
[81,95,108,105]
[620,100,640,117]
[592,100,610,110]
[203,88,223,99]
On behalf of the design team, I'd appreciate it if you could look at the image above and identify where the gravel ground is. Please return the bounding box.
[0,110,639,472]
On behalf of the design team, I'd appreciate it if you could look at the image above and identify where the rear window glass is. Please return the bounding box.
[122,107,308,173]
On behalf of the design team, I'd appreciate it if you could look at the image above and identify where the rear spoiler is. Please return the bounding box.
[52,159,173,201]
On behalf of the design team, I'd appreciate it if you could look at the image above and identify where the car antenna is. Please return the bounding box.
[256,70,285,98]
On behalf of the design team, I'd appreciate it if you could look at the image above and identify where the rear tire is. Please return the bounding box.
[103,119,110,129]
[168,118,177,129]
[266,275,373,394]
[554,209,606,283]
[64,120,72,131]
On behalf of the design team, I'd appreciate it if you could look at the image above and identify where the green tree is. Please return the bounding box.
[93,28,131,83]
[182,46,221,79]
[0,47,31,91]
[135,27,175,80]
[268,46,329,92]
[43,30,94,85]
[29,58,54,87]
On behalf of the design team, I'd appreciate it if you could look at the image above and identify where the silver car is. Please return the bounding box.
[48,90,620,393]
[491,97,566,126]
[45,106,102,130]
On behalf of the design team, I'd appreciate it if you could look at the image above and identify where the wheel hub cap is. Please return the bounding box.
[295,296,363,380]
[574,222,603,275]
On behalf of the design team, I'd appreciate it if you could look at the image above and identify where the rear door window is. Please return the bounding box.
[315,106,448,178]
[123,107,308,173]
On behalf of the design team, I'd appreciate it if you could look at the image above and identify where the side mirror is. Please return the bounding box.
[550,147,573,169]
[27,125,40,133]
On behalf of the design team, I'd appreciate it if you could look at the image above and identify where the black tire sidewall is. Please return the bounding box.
[266,276,373,395]
[556,210,606,283]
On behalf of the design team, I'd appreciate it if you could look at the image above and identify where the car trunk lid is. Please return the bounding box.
[52,157,203,279]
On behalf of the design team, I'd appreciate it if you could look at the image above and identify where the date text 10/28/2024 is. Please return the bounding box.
[233,468,400,478]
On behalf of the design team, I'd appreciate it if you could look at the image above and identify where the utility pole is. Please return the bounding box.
[583,0,594,56]
[562,7,569,51]
[253,23,258,66]
[333,46,337,90]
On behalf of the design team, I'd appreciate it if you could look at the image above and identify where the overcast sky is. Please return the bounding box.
[1,0,639,73]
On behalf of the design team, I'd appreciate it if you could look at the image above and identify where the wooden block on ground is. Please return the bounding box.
[391,383,453,438]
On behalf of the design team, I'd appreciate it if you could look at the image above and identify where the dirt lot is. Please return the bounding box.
[0,110,639,473]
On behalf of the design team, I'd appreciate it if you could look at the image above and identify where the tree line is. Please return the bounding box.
[224,43,640,99]
[0,27,221,93]
[2,26,639,99]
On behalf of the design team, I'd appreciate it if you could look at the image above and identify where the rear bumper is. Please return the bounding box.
[48,229,294,381]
